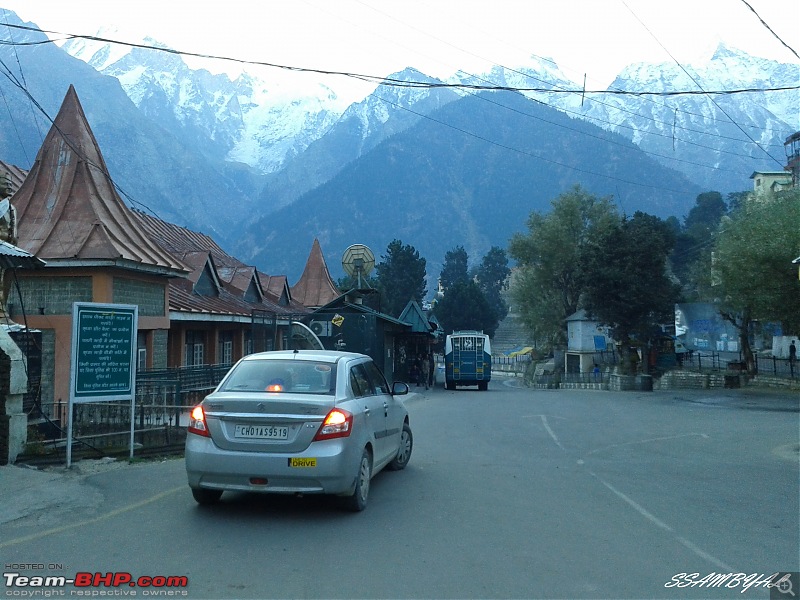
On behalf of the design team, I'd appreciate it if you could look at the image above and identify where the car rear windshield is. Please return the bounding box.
[220,359,336,395]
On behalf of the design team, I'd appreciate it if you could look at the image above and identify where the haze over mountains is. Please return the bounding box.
[0,8,796,282]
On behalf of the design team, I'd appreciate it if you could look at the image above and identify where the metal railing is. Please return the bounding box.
[682,352,798,379]
[25,363,234,458]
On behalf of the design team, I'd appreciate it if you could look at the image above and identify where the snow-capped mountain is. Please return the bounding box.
[432,44,797,194]
[447,54,580,105]
[4,6,795,283]
[545,44,798,192]
[61,32,346,173]
[61,28,797,197]
[255,68,460,211]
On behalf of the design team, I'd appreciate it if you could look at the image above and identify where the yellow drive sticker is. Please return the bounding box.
[289,458,317,468]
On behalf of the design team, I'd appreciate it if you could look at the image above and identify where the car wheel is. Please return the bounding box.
[191,487,222,505]
[341,449,371,512]
[387,423,413,471]
[478,381,488,391]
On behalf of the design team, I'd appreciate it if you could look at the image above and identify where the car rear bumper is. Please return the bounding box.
[185,434,362,495]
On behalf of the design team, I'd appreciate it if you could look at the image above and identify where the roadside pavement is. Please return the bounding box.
[0,457,133,528]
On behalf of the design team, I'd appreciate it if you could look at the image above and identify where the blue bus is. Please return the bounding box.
[444,330,492,391]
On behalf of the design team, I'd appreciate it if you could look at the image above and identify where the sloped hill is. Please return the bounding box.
[238,91,701,282]
[0,11,264,249]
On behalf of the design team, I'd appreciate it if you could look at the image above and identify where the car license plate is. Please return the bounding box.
[289,458,317,468]
[234,424,289,440]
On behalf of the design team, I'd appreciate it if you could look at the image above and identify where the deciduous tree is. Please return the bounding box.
[712,189,800,373]
[580,211,680,374]
[508,185,618,350]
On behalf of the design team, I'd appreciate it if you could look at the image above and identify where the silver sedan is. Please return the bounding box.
[185,350,412,511]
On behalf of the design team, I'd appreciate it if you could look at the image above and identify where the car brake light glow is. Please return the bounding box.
[313,408,353,441]
[266,383,284,392]
[188,405,210,437]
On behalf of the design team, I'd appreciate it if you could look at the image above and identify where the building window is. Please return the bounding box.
[244,330,253,356]
[219,331,234,366]
[185,330,205,366]
[137,331,148,370]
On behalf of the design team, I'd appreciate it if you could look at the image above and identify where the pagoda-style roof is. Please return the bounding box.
[133,210,308,317]
[291,239,340,308]
[11,85,186,276]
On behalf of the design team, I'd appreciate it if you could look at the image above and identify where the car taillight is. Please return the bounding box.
[313,408,353,441]
[188,405,210,437]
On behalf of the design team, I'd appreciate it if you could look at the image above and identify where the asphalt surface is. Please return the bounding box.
[1,383,797,530]
[1,380,797,599]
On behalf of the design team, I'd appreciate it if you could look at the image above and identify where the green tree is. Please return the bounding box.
[580,211,680,374]
[684,191,727,240]
[474,246,511,324]
[670,191,727,298]
[433,280,498,337]
[726,190,750,214]
[439,246,469,292]
[508,185,618,350]
[712,189,800,374]
[375,239,427,318]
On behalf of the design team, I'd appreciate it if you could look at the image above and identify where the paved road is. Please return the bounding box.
[1,377,798,599]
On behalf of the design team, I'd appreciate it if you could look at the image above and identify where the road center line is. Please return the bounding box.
[585,433,709,456]
[539,415,565,450]
[529,414,735,572]
[0,486,184,549]
[587,470,734,572]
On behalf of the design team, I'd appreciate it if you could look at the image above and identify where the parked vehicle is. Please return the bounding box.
[185,350,412,511]
[444,330,492,390]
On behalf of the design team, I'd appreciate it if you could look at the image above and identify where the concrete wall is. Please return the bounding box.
[0,329,28,464]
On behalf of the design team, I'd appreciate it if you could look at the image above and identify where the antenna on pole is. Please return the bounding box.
[342,244,375,289]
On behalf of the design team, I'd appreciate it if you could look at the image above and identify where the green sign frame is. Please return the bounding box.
[70,302,138,402]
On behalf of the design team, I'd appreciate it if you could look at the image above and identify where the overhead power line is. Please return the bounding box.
[621,0,785,168]
[739,0,800,60]
[1,23,798,97]
[0,59,162,218]
[350,0,791,138]
[375,93,698,197]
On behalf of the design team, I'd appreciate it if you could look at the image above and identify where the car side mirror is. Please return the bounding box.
[391,381,409,396]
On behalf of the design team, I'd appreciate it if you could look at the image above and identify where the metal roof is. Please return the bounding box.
[133,210,309,318]
[11,85,187,276]
[0,240,46,270]
[398,299,433,333]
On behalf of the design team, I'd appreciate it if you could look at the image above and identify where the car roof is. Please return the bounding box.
[239,350,370,364]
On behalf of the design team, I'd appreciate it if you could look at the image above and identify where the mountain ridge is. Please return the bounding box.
[1,9,796,283]
[238,91,703,284]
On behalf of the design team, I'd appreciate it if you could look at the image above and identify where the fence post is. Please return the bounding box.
[174,380,182,428]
